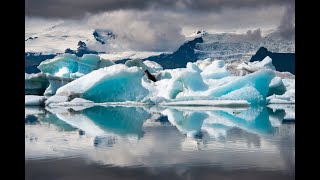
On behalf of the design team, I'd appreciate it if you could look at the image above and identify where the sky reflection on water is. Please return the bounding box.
[25,104,294,175]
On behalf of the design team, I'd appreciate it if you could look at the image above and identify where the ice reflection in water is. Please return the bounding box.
[25,105,294,175]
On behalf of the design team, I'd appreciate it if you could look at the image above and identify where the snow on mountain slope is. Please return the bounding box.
[25,19,294,65]
[191,31,294,61]
[25,19,168,58]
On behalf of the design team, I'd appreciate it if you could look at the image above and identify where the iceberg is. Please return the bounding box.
[268,76,286,96]
[55,64,149,103]
[35,54,116,95]
[150,65,275,105]
[267,78,295,104]
[38,54,78,78]
[38,53,115,78]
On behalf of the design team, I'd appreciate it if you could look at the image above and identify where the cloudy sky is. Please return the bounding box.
[25,0,295,51]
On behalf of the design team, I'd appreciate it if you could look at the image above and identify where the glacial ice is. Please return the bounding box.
[35,54,116,95]
[56,64,149,103]
[38,54,79,78]
[38,53,115,78]
[267,78,295,104]
[77,54,101,74]
[268,76,286,96]
[200,60,231,79]
[27,53,294,106]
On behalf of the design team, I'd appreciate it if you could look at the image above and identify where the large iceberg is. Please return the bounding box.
[56,64,149,102]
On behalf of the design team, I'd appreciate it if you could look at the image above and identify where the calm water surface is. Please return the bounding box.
[25,105,295,180]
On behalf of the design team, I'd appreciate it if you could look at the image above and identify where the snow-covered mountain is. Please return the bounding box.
[25,24,295,72]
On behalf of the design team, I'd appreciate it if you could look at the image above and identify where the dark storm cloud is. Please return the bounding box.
[26,0,294,18]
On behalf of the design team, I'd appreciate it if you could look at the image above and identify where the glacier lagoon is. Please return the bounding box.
[25,104,294,180]
[25,52,295,179]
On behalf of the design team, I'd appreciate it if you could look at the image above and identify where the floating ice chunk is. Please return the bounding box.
[201,60,231,79]
[56,64,149,103]
[25,95,46,106]
[267,78,294,104]
[251,56,276,70]
[268,77,286,96]
[38,54,78,78]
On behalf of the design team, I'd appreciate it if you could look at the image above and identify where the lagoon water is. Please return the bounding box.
[25,105,294,180]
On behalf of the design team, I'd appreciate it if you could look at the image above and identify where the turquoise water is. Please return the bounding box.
[25,105,295,180]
